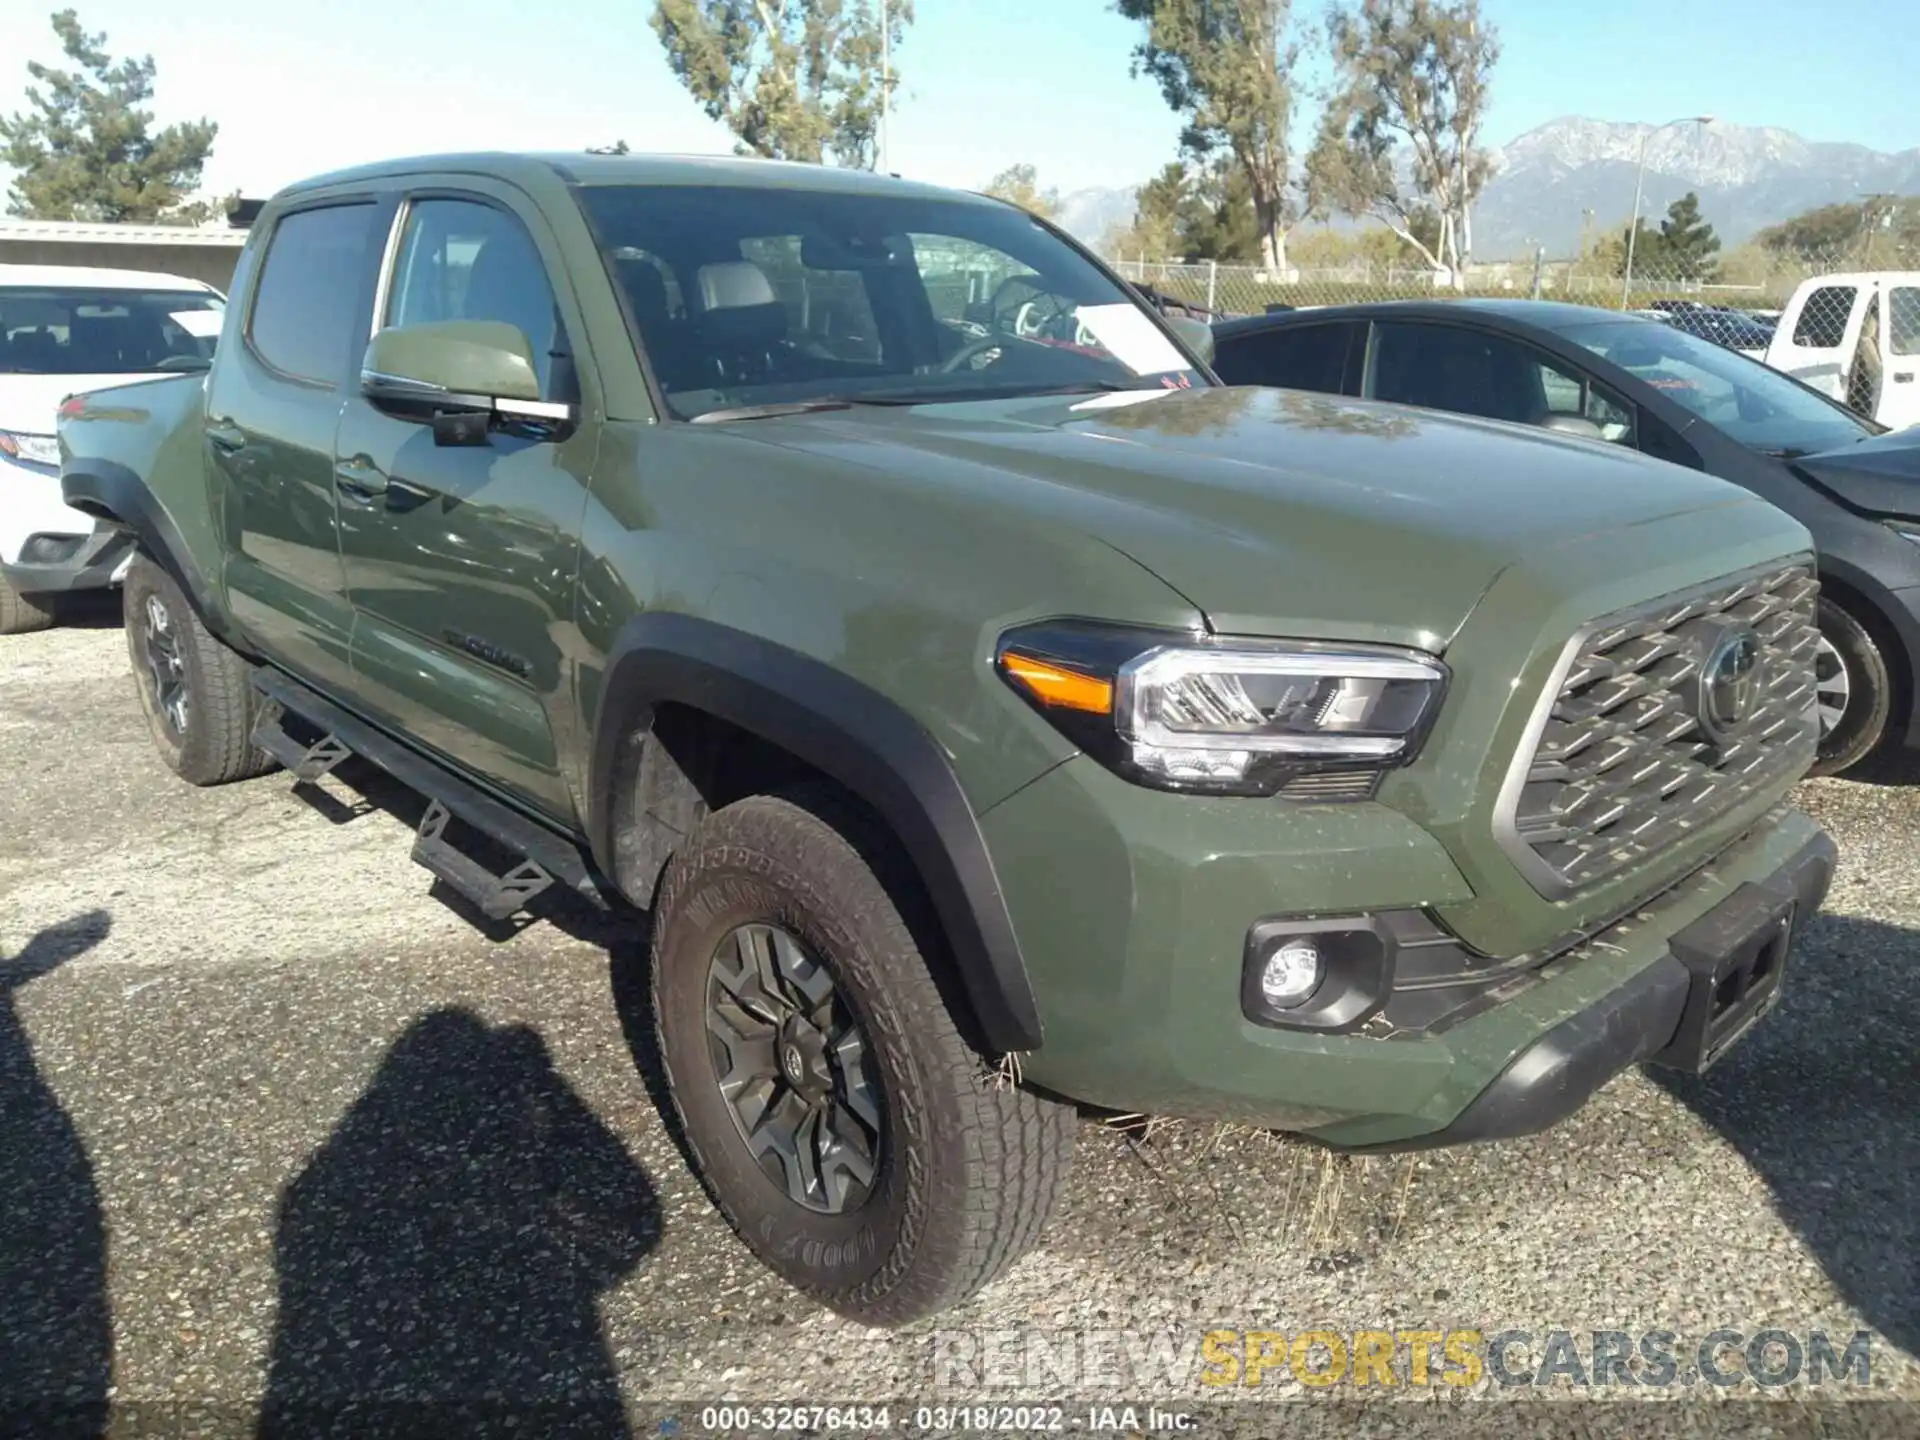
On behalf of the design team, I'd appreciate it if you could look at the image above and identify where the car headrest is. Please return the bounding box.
[694,261,786,352]
[697,261,778,312]
[619,260,673,331]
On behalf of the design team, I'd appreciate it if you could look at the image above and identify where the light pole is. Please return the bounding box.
[1620,114,1714,306]
[878,0,891,173]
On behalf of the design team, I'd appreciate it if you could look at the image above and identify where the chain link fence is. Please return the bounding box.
[1108,240,1920,331]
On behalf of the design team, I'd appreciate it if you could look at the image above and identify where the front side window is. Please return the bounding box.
[0,287,224,375]
[1791,285,1858,350]
[1211,323,1358,394]
[1368,322,1623,437]
[386,198,563,396]
[249,202,377,383]
[1561,317,1874,455]
[577,183,1208,419]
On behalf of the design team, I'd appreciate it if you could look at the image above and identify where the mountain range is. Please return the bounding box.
[1054,116,1920,260]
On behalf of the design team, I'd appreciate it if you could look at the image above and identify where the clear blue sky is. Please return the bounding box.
[2,0,1915,202]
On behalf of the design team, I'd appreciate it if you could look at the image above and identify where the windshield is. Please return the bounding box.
[1557,317,1874,454]
[0,287,224,375]
[576,183,1208,419]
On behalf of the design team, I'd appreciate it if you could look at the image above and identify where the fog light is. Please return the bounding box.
[1259,937,1323,1007]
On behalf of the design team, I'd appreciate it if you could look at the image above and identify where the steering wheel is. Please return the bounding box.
[938,335,1013,374]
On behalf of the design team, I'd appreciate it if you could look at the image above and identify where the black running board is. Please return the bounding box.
[250,667,612,920]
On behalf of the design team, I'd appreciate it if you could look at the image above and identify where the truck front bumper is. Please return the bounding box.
[1327,824,1833,1151]
[980,758,1833,1150]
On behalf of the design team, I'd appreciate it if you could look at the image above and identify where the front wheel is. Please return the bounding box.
[123,555,277,786]
[651,787,1075,1326]
[1809,595,1893,777]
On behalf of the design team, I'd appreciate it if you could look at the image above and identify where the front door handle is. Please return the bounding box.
[206,417,246,452]
[333,455,390,499]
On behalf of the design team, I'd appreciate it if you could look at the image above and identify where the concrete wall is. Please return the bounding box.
[0,240,244,293]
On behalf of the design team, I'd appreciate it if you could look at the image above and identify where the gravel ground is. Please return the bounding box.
[2,614,1916,1437]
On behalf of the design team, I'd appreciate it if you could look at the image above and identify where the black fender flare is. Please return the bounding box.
[61,461,227,637]
[587,613,1044,1053]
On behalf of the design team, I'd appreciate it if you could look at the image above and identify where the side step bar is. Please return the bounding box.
[250,667,612,920]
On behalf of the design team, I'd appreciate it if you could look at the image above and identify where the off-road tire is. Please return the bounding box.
[651,786,1075,1326]
[1811,595,1893,778]
[0,575,56,635]
[123,554,277,786]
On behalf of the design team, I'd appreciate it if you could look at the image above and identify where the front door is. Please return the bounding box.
[333,188,598,822]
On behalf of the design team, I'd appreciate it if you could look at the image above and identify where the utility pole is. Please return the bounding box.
[878,0,891,173]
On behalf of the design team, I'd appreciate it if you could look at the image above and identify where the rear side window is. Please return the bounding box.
[1212,322,1357,393]
[248,203,378,383]
[1791,285,1857,349]
[1890,287,1920,357]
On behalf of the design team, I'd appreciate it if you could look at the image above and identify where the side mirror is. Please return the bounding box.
[1165,314,1215,367]
[362,320,570,441]
[1538,414,1606,441]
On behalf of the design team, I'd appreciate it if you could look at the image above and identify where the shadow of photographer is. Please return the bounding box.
[0,911,113,1435]
[258,1008,661,1438]
[1653,910,1919,1357]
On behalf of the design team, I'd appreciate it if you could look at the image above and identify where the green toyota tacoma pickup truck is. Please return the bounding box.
[59,151,1835,1326]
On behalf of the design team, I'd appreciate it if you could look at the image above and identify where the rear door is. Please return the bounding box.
[212,198,386,695]
[1210,321,1364,395]
[1882,282,1920,429]
[1766,282,1863,402]
[333,183,598,821]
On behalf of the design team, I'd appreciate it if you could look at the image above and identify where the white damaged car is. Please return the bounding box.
[1,264,225,633]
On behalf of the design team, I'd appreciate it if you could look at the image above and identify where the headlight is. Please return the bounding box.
[0,430,60,469]
[996,620,1447,796]
[1888,521,1920,545]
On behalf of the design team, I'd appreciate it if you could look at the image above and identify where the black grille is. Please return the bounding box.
[1500,561,1819,895]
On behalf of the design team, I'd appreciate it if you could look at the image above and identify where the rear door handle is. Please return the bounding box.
[206,417,246,452]
[333,455,390,499]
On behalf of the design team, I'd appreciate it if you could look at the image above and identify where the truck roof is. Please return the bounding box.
[0,262,221,293]
[279,151,993,207]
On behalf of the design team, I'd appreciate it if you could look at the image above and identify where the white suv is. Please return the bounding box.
[1,264,226,633]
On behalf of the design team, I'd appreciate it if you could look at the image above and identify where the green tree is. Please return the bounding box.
[982,163,1060,221]
[651,0,911,167]
[1656,191,1720,280]
[1103,161,1193,259]
[1175,158,1262,261]
[1304,0,1500,284]
[0,9,222,223]
[1115,0,1300,273]
[1755,195,1920,265]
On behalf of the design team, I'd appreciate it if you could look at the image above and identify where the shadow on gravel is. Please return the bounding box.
[259,1008,661,1439]
[1835,746,1920,788]
[1654,912,1920,1355]
[0,911,112,1432]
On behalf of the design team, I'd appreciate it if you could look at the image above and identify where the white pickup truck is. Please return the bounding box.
[1763,270,1920,431]
[0,263,226,633]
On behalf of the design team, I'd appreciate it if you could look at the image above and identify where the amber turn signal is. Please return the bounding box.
[999,651,1114,714]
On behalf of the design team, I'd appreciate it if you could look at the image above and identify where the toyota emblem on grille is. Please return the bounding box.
[1697,623,1764,743]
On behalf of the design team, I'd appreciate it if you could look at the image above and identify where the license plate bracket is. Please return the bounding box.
[1650,885,1797,1074]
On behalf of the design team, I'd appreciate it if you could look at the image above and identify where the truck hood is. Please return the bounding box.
[1793,426,1920,518]
[739,385,1768,647]
[0,372,171,435]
